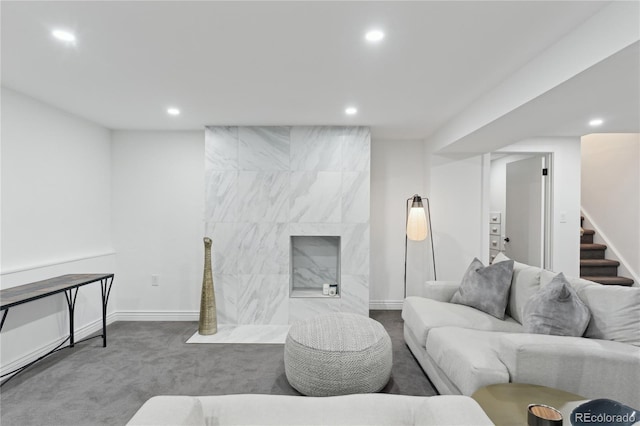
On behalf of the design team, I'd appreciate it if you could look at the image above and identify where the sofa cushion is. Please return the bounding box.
[497,333,640,407]
[573,283,640,347]
[566,276,597,290]
[494,252,541,324]
[129,394,494,426]
[402,297,524,347]
[426,327,510,395]
[540,269,557,287]
[523,273,590,337]
[127,396,205,426]
[451,257,514,319]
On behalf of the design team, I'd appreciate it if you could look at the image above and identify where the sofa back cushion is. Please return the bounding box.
[540,269,557,287]
[569,279,640,347]
[494,252,541,324]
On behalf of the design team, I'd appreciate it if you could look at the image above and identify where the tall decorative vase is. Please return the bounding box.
[199,237,217,335]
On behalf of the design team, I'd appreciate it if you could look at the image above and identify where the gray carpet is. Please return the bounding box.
[0,310,436,425]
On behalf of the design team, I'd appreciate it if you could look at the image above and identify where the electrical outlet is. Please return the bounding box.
[151,274,160,286]
[560,211,567,223]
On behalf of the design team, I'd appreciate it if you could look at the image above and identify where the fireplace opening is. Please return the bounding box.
[290,235,340,298]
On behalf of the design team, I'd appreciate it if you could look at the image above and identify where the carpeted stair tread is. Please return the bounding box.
[580,243,607,259]
[580,259,620,266]
[580,229,595,244]
[580,259,619,277]
[578,216,630,285]
[581,276,635,286]
[580,243,607,251]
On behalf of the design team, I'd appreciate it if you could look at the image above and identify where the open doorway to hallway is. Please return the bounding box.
[489,153,552,268]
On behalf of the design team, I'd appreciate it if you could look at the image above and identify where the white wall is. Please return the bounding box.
[1,88,113,266]
[370,139,425,308]
[428,153,486,281]
[111,130,205,318]
[581,133,640,284]
[1,88,114,371]
[423,136,581,282]
[113,132,407,315]
[113,133,418,315]
[497,137,581,276]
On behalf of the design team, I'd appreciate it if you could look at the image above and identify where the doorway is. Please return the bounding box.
[489,153,552,268]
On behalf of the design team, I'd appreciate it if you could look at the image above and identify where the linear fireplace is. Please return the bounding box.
[290,235,340,298]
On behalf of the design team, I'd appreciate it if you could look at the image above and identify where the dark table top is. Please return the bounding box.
[0,273,114,310]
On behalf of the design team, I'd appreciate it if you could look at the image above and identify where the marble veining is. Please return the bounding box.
[291,235,339,290]
[340,275,369,316]
[205,171,238,222]
[289,223,341,237]
[341,224,370,275]
[237,223,289,274]
[237,171,289,223]
[292,267,337,289]
[342,127,371,171]
[205,126,238,170]
[289,298,341,323]
[205,126,370,326]
[205,223,240,275]
[186,325,290,344]
[213,274,238,324]
[237,274,289,324]
[290,126,342,171]
[342,171,370,224]
[290,172,342,223]
[239,127,290,171]
[291,236,339,269]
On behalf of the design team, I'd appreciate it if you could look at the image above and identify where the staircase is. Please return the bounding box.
[580,216,634,286]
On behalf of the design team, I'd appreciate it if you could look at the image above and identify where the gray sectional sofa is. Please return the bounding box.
[402,253,640,408]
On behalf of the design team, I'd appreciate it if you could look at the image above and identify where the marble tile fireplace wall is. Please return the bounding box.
[205,126,370,325]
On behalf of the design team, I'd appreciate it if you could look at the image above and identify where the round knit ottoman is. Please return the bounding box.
[284,312,392,396]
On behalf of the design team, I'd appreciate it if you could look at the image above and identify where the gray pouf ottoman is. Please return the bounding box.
[284,312,392,396]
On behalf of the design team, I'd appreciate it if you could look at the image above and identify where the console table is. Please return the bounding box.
[0,273,114,384]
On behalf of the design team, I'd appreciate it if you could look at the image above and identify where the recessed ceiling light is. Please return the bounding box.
[52,29,76,43]
[589,118,603,126]
[345,107,358,115]
[365,30,385,42]
[167,107,181,116]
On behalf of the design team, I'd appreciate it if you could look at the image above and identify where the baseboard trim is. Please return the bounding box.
[115,311,199,321]
[0,312,118,376]
[369,300,403,310]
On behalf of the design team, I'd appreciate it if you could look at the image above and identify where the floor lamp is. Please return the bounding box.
[404,194,437,299]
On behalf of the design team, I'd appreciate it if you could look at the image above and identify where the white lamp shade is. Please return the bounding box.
[407,206,428,241]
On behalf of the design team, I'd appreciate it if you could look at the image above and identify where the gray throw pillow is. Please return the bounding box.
[450,257,514,319]
[523,273,591,336]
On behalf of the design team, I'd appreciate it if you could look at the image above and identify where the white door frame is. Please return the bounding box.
[483,152,553,269]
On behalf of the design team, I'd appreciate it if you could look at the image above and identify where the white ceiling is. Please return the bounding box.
[441,41,640,153]
[1,1,634,142]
